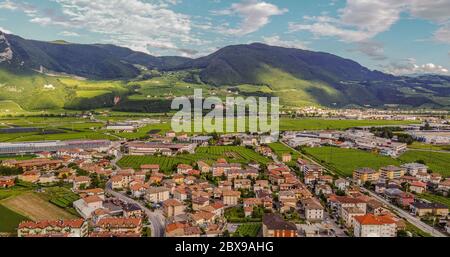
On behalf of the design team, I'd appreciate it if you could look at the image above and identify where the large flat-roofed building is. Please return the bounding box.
[0,140,111,155]
[126,142,197,156]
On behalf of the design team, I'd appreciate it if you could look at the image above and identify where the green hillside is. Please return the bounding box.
[0,69,131,111]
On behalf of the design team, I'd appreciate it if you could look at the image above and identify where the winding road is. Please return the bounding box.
[105,181,166,237]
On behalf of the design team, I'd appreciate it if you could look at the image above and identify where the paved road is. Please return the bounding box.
[105,181,166,237]
[280,140,447,237]
[359,187,447,237]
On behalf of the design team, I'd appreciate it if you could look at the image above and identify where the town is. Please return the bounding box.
[0,114,449,238]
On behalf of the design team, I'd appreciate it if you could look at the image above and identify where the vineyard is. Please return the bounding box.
[118,146,271,172]
[41,187,80,209]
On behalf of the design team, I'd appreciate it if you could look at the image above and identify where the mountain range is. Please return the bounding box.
[0,30,449,111]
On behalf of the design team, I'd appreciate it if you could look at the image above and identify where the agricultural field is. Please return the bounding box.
[0,116,115,142]
[279,118,419,131]
[304,147,400,177]
[268,142,300,159]
[118,146,270,172]
[196,146,271,164]
[0,154,36,161]
[0,192,77,221]
[40,187,80,213]
[0,100,30,116]
[0,204,29,233]
[233,223,262,237]
[398,151,450,177]
[408,142,450,151]
[0,184,34,201]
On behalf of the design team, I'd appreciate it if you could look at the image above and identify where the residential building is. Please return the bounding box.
[18,219,88,237]
[140,164,160,173]
[73,195,103,219]
[410,202,449,217]
[262,213,297,237]
[341,207,366,227]
[222,190,241,206]
[301,198,324,222]
[73,176,91,190]
[145,187,170,203]
[353,168,380,184]
[353,214,397,237]
[2,158,63,171]
[379,165,405,180]
[163,199,185,217]
[94,217,142,235]
[0,176,15,188]
[409,181,427,194]
[401,163,427,176]
[281,153,292,163]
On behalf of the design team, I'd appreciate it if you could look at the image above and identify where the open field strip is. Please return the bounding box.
[0,192,77,221]
[118,146,271,172]
[398,150,450,177]
[0,204,29,233]
[303,147,401,177]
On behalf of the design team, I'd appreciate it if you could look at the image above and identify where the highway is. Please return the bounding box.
[105,181,166,237]
[280,140,448,237]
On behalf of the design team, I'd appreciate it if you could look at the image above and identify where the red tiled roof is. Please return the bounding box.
[19,219,85,229]
[354,214,396,225]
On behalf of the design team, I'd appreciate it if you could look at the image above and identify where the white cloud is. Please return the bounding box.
[384,58,449,75]
[0,26,11,34]
[434,25,450,44]
[289,0,450,44]
[262,35,308,50]
[59,31,80,37]
[1,0,201,56]
[0,0,36,14]
[214,0,287,36]
[350,40,387,61]
[0,0,18,10]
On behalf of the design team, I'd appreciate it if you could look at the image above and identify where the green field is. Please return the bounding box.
[0,204,29,233]
[233,223,261,237]
[408,142,450,151]
[279,118,418,131]
[398,151,450,177]
[304,147,401,177]
[268,142,299,158]
[40,187,80,209]
[118,146,270,172]
[0,117,116,142]
[0,100,29,115]
[417,193,450,209]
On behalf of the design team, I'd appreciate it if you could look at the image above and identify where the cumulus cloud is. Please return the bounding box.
[213,0,287,36]
[59,31,79,37]
[383,58,449,75]
[0,0,36,14]
[0,0,202,56]
[289,0,450,44]
[434,25,450,44]
[349,40,387,61]
[0,26,11,34]
[262,35,308,50]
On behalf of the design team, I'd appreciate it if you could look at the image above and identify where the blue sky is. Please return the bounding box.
[1,0,449,75]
